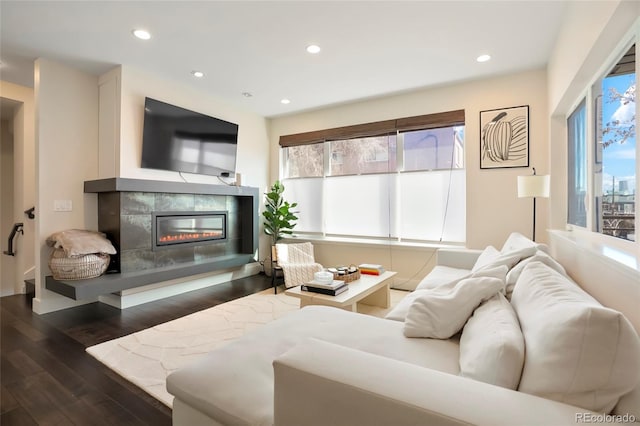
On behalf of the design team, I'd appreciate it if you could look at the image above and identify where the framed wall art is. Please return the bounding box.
[480,105,529,169]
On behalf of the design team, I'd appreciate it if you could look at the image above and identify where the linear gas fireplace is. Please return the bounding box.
[153,211,227,250]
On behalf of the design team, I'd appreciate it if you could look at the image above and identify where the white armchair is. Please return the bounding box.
[274,242,323,290]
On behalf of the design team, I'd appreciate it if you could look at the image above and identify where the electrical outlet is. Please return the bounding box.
[53,200,73,212]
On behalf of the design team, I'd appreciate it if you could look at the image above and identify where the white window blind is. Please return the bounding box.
[324,174,393,237]
[282,178,323,233]
[398,170,466,242]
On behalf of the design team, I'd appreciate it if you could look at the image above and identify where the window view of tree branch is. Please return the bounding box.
[285,144,324,178]
[599,44,636,242]
[330,135,396,175]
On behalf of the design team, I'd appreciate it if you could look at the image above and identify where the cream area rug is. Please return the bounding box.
[86,287,408,407]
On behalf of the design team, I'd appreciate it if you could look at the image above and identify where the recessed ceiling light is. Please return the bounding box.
[191,70,205,78]
[476,54,491,63]
[306,45,321,54]
[281,99,291,105]
[132,29,151,40]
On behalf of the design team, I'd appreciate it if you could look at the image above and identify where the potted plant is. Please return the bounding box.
[263,181,298,276]
[263,180,298,245]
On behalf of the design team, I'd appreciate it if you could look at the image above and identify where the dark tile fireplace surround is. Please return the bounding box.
[45,178,259,301]
[101,191,239,274]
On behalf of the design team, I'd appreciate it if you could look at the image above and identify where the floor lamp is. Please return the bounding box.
[517,168,550,242]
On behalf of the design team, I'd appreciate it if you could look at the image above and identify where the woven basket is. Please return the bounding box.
[49,248,110,280]
[332,265,361,283]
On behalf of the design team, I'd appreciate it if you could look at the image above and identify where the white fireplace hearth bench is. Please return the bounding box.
[166,232,640,426]
[45,178,259,301]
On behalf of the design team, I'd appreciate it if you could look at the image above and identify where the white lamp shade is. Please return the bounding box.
[518,174,550,198]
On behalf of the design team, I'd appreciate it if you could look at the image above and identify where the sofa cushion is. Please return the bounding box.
[501,232,548,254]
[511,261,640,413]
[459,292,525,390]
[416,265,470,290]
[504,250,567,299]
[403,276,504,339]
[613,386,640,420]
[477,246,537,273]
[471,245,500,272]
[388,265,507,322]
[167,306,460,425]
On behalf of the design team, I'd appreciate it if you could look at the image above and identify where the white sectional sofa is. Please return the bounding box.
[167,232,640,426]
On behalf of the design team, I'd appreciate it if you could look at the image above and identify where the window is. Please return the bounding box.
[568,38,637,244]
[594,44,636,242]
[279,110,466,243]
[329,135,397,176]
[568,99,587,228]
[402,127,464,171]
[284,144,323,178]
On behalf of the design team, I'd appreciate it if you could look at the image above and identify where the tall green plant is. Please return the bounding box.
[263,180,298,245]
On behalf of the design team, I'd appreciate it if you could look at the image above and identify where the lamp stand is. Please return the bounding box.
[532,197,537,242]
[518,167,549,243]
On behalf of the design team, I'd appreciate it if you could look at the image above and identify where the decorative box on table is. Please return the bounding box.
[328,265,360,283]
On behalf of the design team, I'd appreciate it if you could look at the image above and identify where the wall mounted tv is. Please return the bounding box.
[141,97,239,177]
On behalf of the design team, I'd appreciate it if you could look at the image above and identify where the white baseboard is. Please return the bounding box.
[33,293,95,314]
[98,262,262,309]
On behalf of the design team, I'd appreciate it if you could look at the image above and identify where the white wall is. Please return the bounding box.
[116,64,271,264]
[5,60,271,313]
[6,60,270,313]
[113,65,270,193]
[0,81,36,295]
[91,65,271,306]
[270,69,548,251]
[269,70,548,289]
[33,59,100,314]
[548,1,639,116]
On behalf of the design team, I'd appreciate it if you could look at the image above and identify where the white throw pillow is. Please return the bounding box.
[511,262,640,413]
[504,250,567,299]
[459,292,525,390]
[500,232,548,254]
[385,289,430,322]
[471,245,500,272]
[475,246,537,274]
[403,276,504,339]
[386,265,508,322]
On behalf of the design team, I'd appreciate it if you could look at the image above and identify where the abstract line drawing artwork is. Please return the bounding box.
[480,105,529,169]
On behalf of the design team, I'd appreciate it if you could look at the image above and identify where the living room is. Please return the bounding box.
[1,1,639,425]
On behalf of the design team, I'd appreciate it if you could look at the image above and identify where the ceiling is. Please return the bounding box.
[0,1,568,118]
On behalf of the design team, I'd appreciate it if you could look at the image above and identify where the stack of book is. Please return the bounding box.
[358,263,385,275]
[301,279,349,296]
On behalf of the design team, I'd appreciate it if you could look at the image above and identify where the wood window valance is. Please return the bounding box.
[279,109,465,147]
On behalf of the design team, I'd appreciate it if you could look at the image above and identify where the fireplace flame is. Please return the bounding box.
[159,231,223,243]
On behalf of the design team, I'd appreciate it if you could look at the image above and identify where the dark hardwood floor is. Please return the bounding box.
[1,274,275,425]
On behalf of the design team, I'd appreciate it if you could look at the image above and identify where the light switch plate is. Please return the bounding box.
[54,200,73,212]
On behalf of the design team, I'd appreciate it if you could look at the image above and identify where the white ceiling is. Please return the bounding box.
[0,1,568,118]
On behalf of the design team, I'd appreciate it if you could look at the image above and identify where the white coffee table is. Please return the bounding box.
[285,271,396,312]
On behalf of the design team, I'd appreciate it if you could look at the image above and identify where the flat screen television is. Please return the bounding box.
[141,97,239,177]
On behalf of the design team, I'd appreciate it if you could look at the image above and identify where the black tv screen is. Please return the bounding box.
[141,97,238,177]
